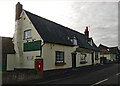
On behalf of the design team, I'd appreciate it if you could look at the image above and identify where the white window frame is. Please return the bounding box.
[73,39,77,45]
[56,51,64,63]
[24,29,32,39]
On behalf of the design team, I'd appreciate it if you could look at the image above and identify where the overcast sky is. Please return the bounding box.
[0,0,119,47]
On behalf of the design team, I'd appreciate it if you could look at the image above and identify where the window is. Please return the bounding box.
[88,40,93,46]
[80,53,87,64]
[73,36,77,45]
[24,30,32,39]
[69,35,78,45]
[80,54,87,62]
[56,51,64,63]
[73,39,77,45]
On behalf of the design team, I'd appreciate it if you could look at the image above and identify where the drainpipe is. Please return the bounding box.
[40,41,45,57]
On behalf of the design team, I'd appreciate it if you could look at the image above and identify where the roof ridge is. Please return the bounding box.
[100,43,118,49]
[100,44,109,47]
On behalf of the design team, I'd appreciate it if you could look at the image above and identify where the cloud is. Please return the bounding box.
[63,2,118,47]
[0,1,118,47]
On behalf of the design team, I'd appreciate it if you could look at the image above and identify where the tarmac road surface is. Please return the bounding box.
[38,64,120,85]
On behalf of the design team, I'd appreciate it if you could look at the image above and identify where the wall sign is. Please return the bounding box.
[24,40,41,51]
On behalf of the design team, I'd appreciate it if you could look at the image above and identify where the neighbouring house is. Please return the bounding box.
[7,2,100,71]
[109,47,119,62]
[99,44,110,64]
[0,37,15,72]
[99,44,119,63]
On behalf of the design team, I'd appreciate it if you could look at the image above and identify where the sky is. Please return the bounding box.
[0,0,119,47]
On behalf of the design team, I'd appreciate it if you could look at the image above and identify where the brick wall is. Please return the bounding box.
[2,69,42,84]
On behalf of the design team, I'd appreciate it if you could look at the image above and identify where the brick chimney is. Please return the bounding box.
[84,26,89,38]
[15,2,23,20]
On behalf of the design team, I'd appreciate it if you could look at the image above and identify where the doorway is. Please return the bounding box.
[71,52,77,68]
[91,52,94,65]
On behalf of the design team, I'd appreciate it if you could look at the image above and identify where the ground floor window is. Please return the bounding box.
[80,53,87,64]
[56,51,64,63]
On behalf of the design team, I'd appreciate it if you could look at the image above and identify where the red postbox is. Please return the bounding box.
[35,59,43,72]
[37,61,42,71]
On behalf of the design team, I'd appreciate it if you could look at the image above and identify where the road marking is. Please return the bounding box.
[91,78,108,86]
[116,72,120,76]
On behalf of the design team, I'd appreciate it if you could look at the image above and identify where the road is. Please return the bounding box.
[37,64,120,85]
[4,64,120,86]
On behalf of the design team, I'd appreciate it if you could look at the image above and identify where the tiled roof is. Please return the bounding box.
[99,44,119,54]
[24,10,99,50]
[109,47,119,54]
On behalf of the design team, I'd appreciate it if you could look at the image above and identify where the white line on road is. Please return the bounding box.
[116,72,120,76]
[91,78,108,86]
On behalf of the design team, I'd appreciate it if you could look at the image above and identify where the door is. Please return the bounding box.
[91,52,94,65]
[100,57,107,64]
[2,54,7,72]
[72,52,77,68]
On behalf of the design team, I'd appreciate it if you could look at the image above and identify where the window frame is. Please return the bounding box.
[80,53,87,64]
[55,51,64,63]
[73,38,77,45]
[24,29,32,39]
[80,53,87,62]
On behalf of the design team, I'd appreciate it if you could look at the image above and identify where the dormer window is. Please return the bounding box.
[24,29,32,39]
[88,40,93,46]
[68,35,78,45]
[68,37,70,40]
[90,41,93,46]
[73,36,77,45]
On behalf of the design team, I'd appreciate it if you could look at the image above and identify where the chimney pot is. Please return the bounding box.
[84,26,89,38]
